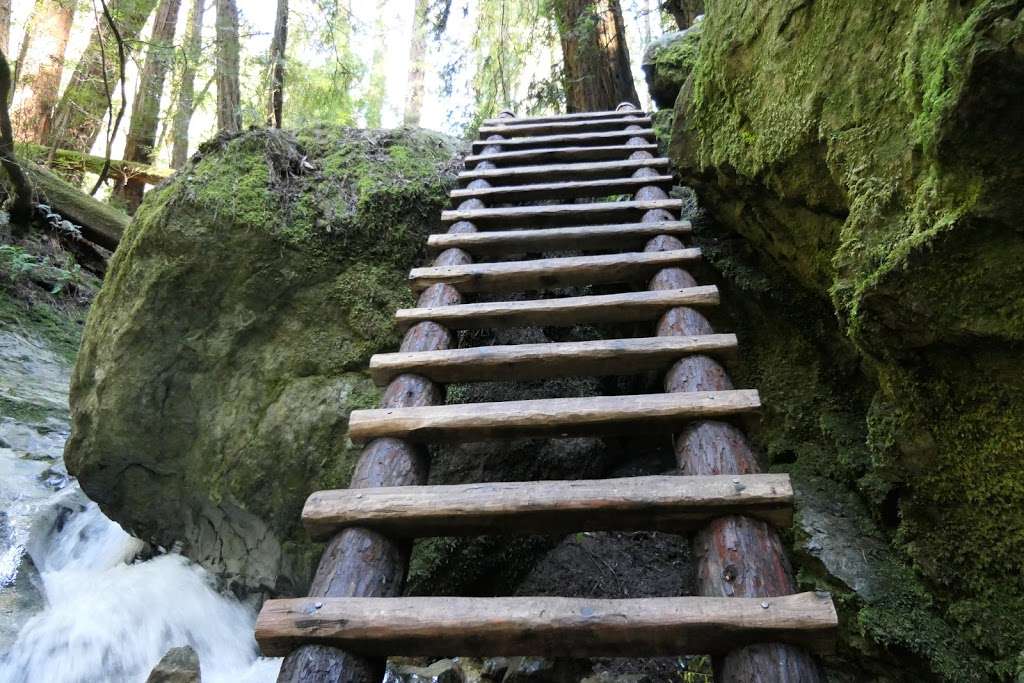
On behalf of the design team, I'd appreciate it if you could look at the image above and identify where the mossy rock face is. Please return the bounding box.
[64,126,464,598]
[671,1,1024,679]
[641,20,702,109]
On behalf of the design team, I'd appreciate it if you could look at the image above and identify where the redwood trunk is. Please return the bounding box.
[48,0,160,153]
[10,0,74,144]
[215,0,241,133]
[115,0,181,211]
[554,0,639,112]
[403,0,428,126]
[266,0,288,128]
[623,105,824,682]
[170,0,205,168]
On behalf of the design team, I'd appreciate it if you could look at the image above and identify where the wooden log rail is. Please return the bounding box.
[268,106,834,683]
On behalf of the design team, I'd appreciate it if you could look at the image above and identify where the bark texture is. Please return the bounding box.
[49,0,160,153]
[170,0,205,168]
[266,0,288,127]
[0,0,11,55]
[9,0,75,144]
[554,0,640,112]
[115,0,181,211]
[403,0,429,126]
[215,0,241,133]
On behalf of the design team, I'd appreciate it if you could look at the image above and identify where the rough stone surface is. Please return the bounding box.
[641,19,702,110]
[64,126,464,598]
[145,645,201,683]
[670,2,1024,678]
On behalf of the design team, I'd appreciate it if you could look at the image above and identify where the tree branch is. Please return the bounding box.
[89,0,129,196]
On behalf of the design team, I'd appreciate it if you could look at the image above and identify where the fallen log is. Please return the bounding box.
[16,142,174,187]
[19,161,127,250]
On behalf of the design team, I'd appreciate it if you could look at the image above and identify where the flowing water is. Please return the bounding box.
[0,330,282,682]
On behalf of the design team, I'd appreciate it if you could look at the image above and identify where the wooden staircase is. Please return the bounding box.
[258,105,837,683]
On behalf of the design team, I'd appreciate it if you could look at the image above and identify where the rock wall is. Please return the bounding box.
[64,126,464,598]
[670,1,1024,679]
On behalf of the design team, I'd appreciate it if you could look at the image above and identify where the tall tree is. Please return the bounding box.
[48,0,160,154]
[266,0,288,127]
[0,0,11,55]
[403,0,428,126]
[1,48,33,229]
[215,0,240,132]
[114,0,181,210]
[9,0,75,143]
[553,0,639,113]
[363,7,386,128]
[170,0,205,168]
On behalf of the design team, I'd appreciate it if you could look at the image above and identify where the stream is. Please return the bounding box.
[0,329,282,682]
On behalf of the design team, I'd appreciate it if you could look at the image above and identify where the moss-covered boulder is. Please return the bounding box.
[671,1,1024,679]
[641,20,702,109]
[64,126,463,598]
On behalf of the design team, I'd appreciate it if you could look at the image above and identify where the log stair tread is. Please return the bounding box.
[442,199,683,227]
[466,144,659,166]
[426,220,692,256]
[480,109,649,125]
[256,593,838,658]
[451,175,674,203]
[471,129,656,153]
[478,116,653,137]
[459,157,670,184]
[369,333,737,385]
[408,248,700,293]
[302,473,792,540]
[395,285,719,331]
[347,389,760,444]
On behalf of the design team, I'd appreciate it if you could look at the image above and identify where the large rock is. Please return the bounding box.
[641,19,702,109]
[64,126,463,598]
[671,2,1024,679]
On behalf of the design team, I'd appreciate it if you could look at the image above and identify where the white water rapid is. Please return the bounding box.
[0,330,282,683]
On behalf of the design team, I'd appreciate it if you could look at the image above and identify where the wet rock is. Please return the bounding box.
[145,646,201,683]
[387,658,463,683]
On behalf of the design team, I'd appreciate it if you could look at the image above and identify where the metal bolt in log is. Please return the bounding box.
[277,114,516,683]
[616,102,824,683]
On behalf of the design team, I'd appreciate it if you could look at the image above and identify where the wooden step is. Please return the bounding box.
[302,473,792,540]
[472,129,656,153]
[369,333,736,385]
[395,285,719,331]
[459,158,670,185]
[442,199,682,228]
[347,389,760,443]
[256,592,839,658]
[408,249,700,293]
[450,175,674,203]
[426,221,692,256]
[465,144,659,167]
[481,109,649,126]
[478,116,653,137]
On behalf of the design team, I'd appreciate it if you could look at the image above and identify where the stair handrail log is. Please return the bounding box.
[618,101,826,681]
[275,113,516,683]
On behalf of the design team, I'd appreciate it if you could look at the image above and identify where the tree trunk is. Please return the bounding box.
[170,0,205,168]
[215,0,241,133]
[9,0,75,144]
[662,0,703,30]
[265,0,288,128]
[403,0,428,126]
[114,0,181,211]
[48,0,160,154]
[363,7,386,128]
[554,0,639,113]
[0,0,10,55]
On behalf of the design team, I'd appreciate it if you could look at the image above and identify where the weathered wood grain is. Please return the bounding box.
[395,286,719,331]
[369,333,737,385]
[257,593,838,658]
[302,473,793,539]
[449,175,674,203]
[347,389,760,444]
[459,158,670,185]
[426,221,692,256]
[480,109,648,125]
[465,144,659,166]
[471,129,656,153]
[408,248,701,293]
[477,116,653,137]
[441,199,682,227]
